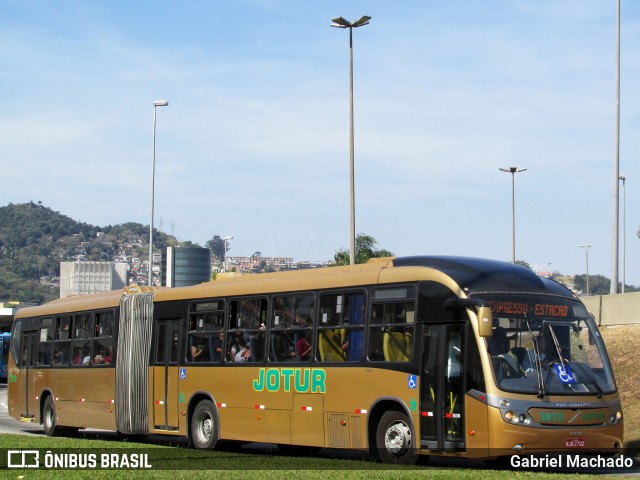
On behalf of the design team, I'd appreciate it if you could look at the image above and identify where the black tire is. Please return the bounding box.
[42,396,60,437]
[190,399,218,450]
[374,410,418,465]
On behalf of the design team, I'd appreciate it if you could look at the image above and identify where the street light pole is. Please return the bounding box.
[331,15,371,265]
[611,0,621,294]
[149,100,169,286]
[619,175,626,293]
[223,236,233,272]
[499,167,527,263]
[579,244,593,296]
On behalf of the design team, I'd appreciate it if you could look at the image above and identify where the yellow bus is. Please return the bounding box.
[7,256,623,464]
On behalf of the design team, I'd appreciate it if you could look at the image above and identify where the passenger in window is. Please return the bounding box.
[57,319,70,340]
[104,346,112,365]
[523,334,555,370]
[272,332,297,361]
[210,332,224,361]
[73,347,89,365]
[229,332,248,362]
[54,346,69,365]
[296,331,312,361]
[490,327,524,377]
[82,348,91,365]
[191,336,206,361]
[236,343,251,362]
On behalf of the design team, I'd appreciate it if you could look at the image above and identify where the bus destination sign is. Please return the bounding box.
[489,301,570,319]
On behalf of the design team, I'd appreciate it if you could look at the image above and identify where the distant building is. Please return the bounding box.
[162,247,211,288]
[60,262,129,298]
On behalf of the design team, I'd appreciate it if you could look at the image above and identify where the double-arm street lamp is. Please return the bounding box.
[499,167,527,263]
[149,100,169,286]
[331,15,371,265]
[579,244,594,296]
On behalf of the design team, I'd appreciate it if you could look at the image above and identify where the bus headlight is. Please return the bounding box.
[503,410,531,425]
[610,411,623,424]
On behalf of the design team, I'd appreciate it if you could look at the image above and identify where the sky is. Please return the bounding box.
[1,1,639,285]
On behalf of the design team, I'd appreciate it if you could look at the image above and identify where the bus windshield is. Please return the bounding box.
[480,294,616,396]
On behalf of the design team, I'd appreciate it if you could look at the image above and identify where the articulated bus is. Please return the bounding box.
[7,256,623,463]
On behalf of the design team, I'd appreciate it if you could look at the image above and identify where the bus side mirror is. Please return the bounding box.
[444,298,493,336]
[477,306,493,337]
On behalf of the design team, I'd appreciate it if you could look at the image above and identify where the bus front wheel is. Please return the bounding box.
[190,400,218,450]
[42,396,60,437]
[375,410,418,465]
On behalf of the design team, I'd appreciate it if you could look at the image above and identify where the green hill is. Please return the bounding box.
[0,202,180,303]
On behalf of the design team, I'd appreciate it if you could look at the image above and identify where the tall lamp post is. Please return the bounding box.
[579,244,594,296]
[149,99,169,286]
[223,236,233,272]
[611,0,621,294]
[331,15,371,265]
[499,167,527,263]
[619,175,626,293]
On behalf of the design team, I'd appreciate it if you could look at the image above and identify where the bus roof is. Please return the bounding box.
[392,256,572,297]
[14,256,574,318]
[14,286,158,319]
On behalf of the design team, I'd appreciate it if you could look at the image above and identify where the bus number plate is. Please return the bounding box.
[565,437,586,448]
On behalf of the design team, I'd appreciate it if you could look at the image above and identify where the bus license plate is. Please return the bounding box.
[565,437,586,448]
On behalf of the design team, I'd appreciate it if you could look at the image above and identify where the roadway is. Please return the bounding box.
[0,384,41,436]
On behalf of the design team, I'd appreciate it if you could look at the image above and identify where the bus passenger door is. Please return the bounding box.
[152,320,181,431]
[420,324,465,452]
[19,331,38,419]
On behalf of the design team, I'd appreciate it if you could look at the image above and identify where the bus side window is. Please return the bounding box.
[269,294,313,363]
[317,292,365,362]
[369,290,415,363]
[74,314,94,340]
[56,316,70,340]
[38,324,54,366]
[95,311,114,337]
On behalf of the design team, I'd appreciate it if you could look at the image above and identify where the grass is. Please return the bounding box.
[600,324,640,445]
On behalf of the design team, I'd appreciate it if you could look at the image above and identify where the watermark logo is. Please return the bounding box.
[7,450,39,468]
[5,450,152,469]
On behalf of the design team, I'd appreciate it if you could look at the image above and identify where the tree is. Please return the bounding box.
[205,235,226,261]
[332,233,394,266]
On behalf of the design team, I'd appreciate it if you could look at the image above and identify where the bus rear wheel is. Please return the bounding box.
[43,396,60,437]
[375,410,418,465]
[190,399,218,450]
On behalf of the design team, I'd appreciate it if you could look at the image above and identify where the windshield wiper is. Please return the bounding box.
[524,318,546,398]
[547,324,566,370]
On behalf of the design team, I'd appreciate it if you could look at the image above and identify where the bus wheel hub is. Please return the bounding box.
[385,422,411,454]
[202,418,212,437]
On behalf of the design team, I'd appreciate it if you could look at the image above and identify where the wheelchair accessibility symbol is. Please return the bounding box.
[554,364,574,384]
[408,375,417,389]
[180,368,187,380]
